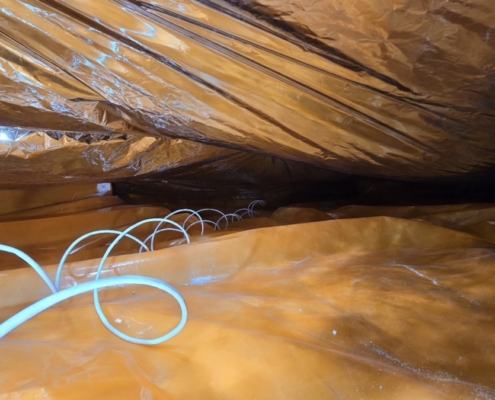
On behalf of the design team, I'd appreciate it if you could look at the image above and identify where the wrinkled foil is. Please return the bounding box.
[0,129,232,185]
[0,0,494,186]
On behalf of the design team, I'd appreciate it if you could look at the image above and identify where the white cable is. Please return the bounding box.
[0,218,190,345]
[0,202,267,344]
[0,276,187,345]
[0,244,57,294]
[90,218,189,337]
[56,230,149,290]
[149,210,204,251]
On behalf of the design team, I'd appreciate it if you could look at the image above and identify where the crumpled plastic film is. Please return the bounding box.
[1,204,495,398]
[0,129,237,186]
[0,0,494,183]
[0,127,348,206]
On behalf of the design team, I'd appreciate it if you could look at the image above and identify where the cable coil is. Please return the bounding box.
[0,202,265,345]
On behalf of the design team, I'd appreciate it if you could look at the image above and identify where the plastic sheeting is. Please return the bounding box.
[0,128,346,201]
[0,183,112,214]
[0,0,494,189]
[0,131,231,186]
[1,203,495,398]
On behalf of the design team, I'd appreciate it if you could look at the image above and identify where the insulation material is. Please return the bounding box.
[0,131,232,186]
[0,129,346,207]
[0,0,494,188]
[1,204,495,398]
